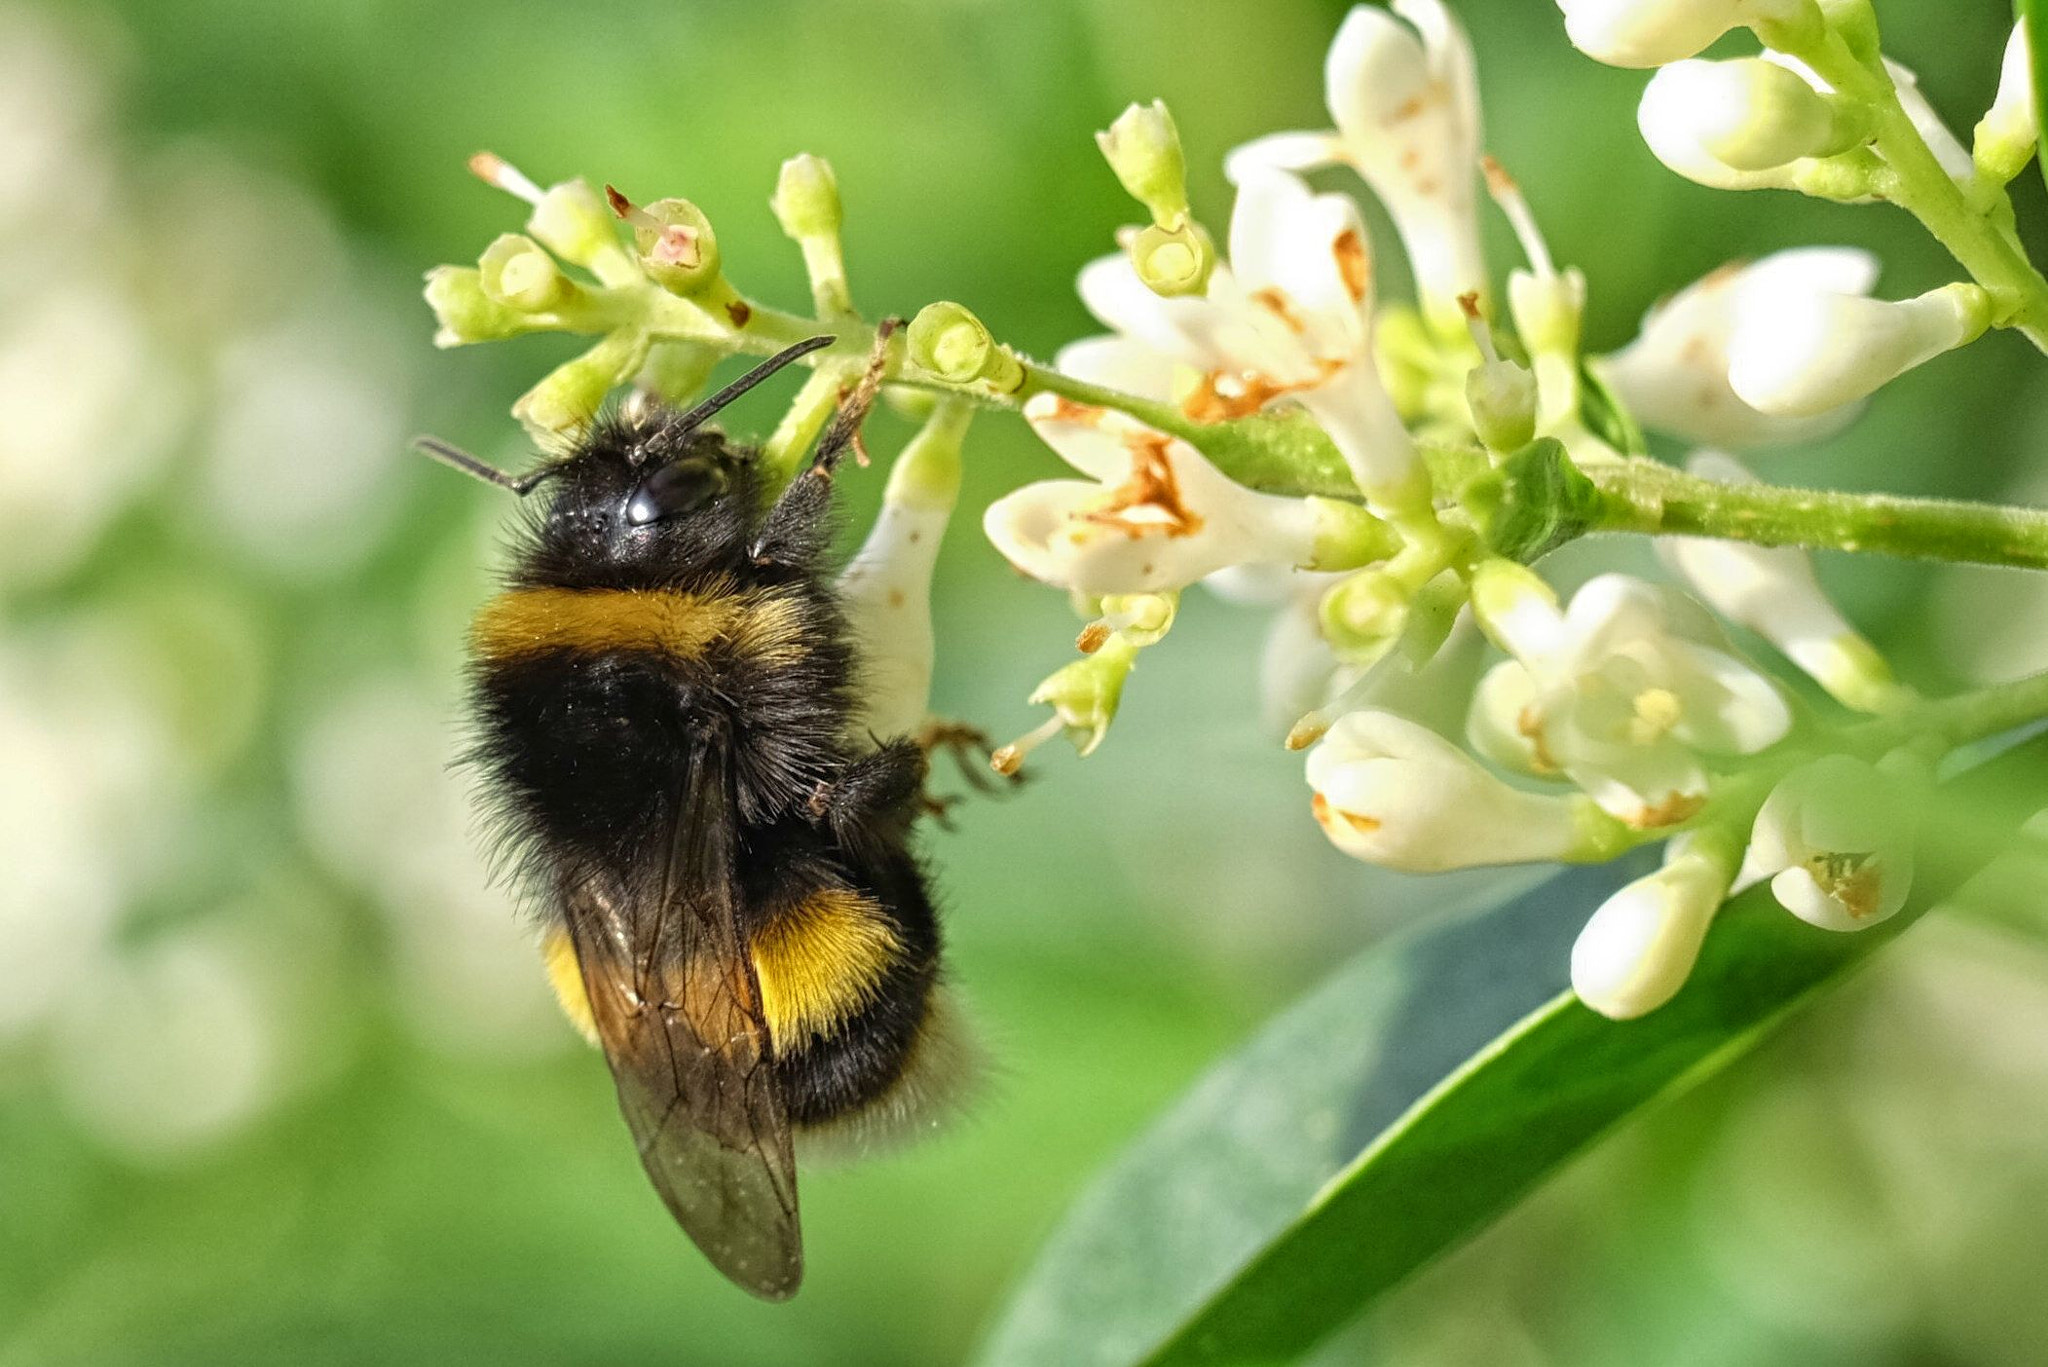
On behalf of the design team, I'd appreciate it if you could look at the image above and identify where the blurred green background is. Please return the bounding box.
[3,1,2046,1364]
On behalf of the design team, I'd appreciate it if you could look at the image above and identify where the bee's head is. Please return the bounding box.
[533,414,762,579]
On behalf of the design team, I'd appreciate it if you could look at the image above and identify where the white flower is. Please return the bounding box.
[1471,566,1791,828]
[1741,755,1915,931]
[1658,451,1905,712]
[1205,566,1357,740]
[1594,247,1880,448]
[1975,24,2039,186]
[1727,281,1992,417]
[1306,710,1593,873]
[1571,830,1738,1020]
[985,397,1349,596]
[1639,57,1864,176]
[838,402,967,740]
[1226,0,1484,336]
[1555,0,1817,70]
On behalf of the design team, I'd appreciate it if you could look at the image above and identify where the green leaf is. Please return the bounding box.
[977,737,2047,1367]
[2023,0,2048,188]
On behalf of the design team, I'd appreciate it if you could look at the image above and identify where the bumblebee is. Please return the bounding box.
[420,333,971,1299]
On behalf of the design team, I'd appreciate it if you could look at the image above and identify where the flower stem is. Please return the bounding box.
[1795,25,2048,351]
[1861,669,2048,752]
[1583,457,2048,570]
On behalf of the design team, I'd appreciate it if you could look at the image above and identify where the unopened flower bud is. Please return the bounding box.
[478,233,575,312]
[992,635,1140,773]
[1460,295,1539,453]
[607,189,723,297]
[1571,829,1739,1020]
[1659,451,1907,713]
[1128,221,1216,298]
[511,330,650,440]
[907,301,1020,389]
[1974,24,2039,188]
[1742,754,1914,932]
[469,155,640,287]
[423,265,536,347]
[1727,282,1992,417]
[1306,710,1594,873]
[1097,99,1191,226]
[1554,0,1822,70]
[1640,58,1866,173]
[839,400,970,738]
[1469,558,1565,661]
[771,152,843,239]
[1319,567,1411,662]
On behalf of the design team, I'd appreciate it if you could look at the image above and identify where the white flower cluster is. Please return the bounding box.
[978,0,2000,1020]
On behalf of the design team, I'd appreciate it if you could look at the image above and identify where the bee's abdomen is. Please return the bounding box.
[750,849,947,1129]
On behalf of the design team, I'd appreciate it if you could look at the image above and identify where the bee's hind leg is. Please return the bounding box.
[807,738,929,846]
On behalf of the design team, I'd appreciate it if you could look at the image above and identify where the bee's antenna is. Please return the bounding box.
[677,335,837,431]
[413,436,553,495]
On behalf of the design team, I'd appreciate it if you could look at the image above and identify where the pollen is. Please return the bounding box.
[1076,432,1204,540]
[1628,687,1684,743]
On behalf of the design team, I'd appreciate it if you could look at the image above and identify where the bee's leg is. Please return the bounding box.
[806,739,929,846]
[750,321,898,569]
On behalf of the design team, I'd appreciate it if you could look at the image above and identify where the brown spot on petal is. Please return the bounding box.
[1180,369,1295,422]
[1076,431,1205,540]
[1312,791,1382,834]
[1334,228,1371,305]
[1626,792,1707,830]
[1046,396,1107,425]
[1390,94,1428,123]
[1249,286,1309,335]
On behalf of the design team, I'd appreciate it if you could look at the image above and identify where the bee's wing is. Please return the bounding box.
[561,731,802,1300]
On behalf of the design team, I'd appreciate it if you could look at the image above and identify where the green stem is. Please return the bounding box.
[1796,25,2048,351]
[1862,668,2048,752]
[1584,457,2048,570]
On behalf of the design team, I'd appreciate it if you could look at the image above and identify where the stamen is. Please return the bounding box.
[1481,155,1555,279]
[990,715,1064,775]
[468,151,546,206]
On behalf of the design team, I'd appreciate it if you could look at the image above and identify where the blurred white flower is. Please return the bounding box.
[1555,0,1816,70]
[1471,566,1790,828]
[1741,754,1915,931]
[1639,57,1864,177]
[0,282,184,589]
[1070,169,1426,512]
[50,925,286,1160]
[1727,281,1991,417]
[1306,709,1592,872]
[1206,565,1357,739]
[1571,830,1738,1019]
[986,396,1369,596]
[1595,247,1880,448]
[1658,451,1905,712]
[0,6,115,235]
[1226,0,1485,335]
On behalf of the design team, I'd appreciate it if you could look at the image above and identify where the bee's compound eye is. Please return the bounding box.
[626,458,727,525]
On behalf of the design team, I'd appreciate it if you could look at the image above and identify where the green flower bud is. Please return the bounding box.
[607,188,723,297]
[1097,100,1191,225]
[1319,567,1411,662]
[907,301,1023,390]
[468,154,640,288]
[512,329,650,440]
[478,233,576,312]
[771,153,843,240]
[423,265,539,347]
[632,340,726,408]
[1129,221,1215,298]
[1467,359,1539,453]
[992,635,1139,772]
[1305,496,1399,571]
